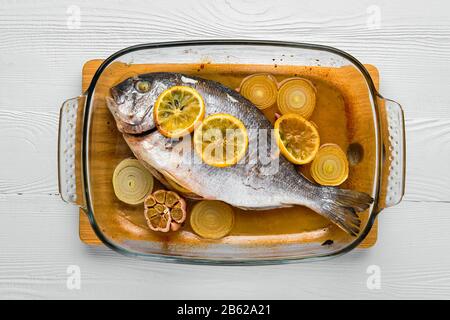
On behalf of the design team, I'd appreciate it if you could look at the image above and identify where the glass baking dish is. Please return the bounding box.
[58,40,405,264]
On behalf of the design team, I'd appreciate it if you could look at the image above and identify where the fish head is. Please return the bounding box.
[106,74,160,134]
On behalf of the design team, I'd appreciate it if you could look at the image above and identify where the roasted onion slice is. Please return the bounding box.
[190,201,235,239]
[277,77,316,119]
[112,159,154,205]
[239,73,278,110]
[310,143,349,186]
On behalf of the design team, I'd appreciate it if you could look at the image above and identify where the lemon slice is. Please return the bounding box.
[154,86,205,138]
[190,201,235,239]
[193,113,248,167]
[310,143,349,186]
[112,159,154,205]
[277,78,316,119]
[274,114,320,165]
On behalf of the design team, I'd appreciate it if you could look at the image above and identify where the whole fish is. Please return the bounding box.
[107,72,373,236]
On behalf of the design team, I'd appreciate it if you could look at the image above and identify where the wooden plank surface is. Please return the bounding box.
[0,0,449,299]
[78,59,380,248]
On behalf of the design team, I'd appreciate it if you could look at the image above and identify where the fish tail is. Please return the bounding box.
[312,187,374,236]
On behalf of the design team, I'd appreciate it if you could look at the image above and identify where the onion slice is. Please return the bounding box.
[277,77,316,119]
[310,144,349,186]
[112,159,154,205]
[190,201,235,239]
[239,73,278,110]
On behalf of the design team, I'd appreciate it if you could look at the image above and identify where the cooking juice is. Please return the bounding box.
[86,62,377,247]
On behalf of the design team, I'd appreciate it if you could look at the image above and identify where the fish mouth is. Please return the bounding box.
[110,87,122,104]
[106,96,155,134]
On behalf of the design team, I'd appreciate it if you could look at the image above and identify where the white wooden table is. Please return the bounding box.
[1,0,449,299]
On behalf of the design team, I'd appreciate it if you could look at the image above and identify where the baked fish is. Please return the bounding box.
[106,72,373,236]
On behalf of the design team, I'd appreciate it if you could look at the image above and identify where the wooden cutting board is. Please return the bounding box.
[78,59,379,248]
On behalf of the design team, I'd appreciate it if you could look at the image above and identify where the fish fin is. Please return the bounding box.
[315,188,373,236]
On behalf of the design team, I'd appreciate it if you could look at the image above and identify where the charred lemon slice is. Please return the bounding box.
[274,114,320,165]
[190,201,235,239]
[154,86,205,138]
[112,159,154,205]
[193,113,248,168]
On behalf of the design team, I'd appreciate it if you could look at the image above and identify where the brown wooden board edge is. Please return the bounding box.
[78,59,378,248]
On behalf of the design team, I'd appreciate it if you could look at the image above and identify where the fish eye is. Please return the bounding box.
[135,80,151,93]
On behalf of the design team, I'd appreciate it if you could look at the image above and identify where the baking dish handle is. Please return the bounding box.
[58,96,86,208]
[378,96,406,209]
